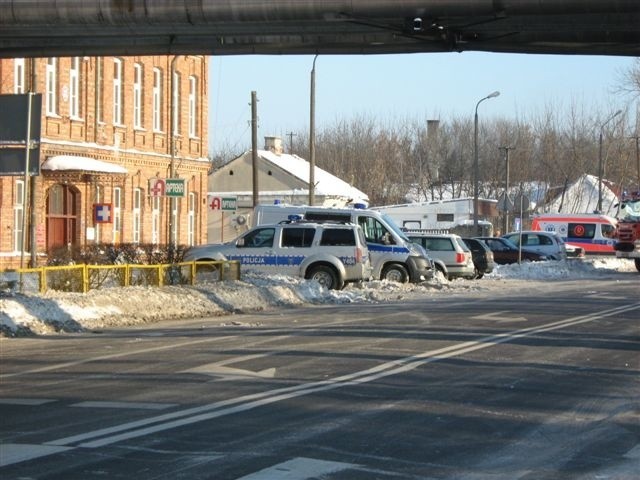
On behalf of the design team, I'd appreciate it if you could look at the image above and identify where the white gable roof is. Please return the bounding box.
[257,149,369,205]
[542,174,618,215]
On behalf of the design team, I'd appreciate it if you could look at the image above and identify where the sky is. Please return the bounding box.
[208,52,635,156]
[1,257,636,336]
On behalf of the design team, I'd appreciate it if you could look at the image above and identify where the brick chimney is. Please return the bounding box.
[264,136,284,155]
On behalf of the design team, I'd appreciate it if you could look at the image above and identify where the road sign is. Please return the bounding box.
[209,196,237,211]
[513,193,531,212]
[497,192,514,213]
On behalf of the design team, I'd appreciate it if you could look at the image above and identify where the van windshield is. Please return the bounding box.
[381,213,410,242]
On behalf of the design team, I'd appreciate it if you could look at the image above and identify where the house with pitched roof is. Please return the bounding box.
[207,136,369,243]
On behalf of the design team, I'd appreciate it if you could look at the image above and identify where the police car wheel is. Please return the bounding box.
[381,264,409,283]
[635,258,640,272]
[306,265,342,290]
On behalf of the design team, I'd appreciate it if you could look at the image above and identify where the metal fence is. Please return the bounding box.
[0,260,240,294]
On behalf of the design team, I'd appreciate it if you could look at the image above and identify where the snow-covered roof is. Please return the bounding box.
[42,155,128,174]
[256,150,369,205]
[541,174,619,215]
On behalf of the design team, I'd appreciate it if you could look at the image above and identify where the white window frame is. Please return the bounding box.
[151,196,161,245]
[172,71,181,135]
[113,58,123,125]
[94,185,102,243]
[187,192,195,246]
[14,58,25,94]
[132,188,141,243]
[188,75,197,138]
[69,57,81,119]
[112,187,122,244]
[133,63,143,129]
[13,180,25,252]
[96,58,104,123]
[152,67,162,132]
[171,199,179,245]
[46,58,58,115]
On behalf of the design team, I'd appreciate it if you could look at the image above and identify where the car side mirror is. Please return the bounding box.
[236,238,245,247]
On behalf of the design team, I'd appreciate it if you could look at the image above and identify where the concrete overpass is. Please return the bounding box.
[0,0,639,58]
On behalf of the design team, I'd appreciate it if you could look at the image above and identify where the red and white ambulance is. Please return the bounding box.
[530,214,617,254]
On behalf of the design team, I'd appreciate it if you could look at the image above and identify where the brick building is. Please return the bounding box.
[0,55,210,269]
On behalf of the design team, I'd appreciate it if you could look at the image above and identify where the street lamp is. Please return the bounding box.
[597,109,622,213]
[473,91,500,235]
[309,54,319,206]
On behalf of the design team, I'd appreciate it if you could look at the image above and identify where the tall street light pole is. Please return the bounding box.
[499,145,514,235]
[597,109,622,213]
[309,54,318,206]
[473,91,500,235]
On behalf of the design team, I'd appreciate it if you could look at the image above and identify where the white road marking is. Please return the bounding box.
[182,365,277,379]
[3,301,637,468]
[236,457,356,480]
[0,444,72,467]
[181,352,277,379]
[585,292,629,300]
[0,398,56,405]
[0,335,238,379]
[71,401,178,410]
[44,302,640,450]
[472,311,527,322]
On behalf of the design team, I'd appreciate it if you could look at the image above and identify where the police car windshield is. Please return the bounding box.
[381,214,410,241]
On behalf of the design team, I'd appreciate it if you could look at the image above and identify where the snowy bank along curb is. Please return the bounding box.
[0,258,635,337]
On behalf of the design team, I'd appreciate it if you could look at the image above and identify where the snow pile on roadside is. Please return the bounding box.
[0,257,635,337]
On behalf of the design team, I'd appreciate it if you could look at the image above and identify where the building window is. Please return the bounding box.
[152,67,162,132]
[113,58,123,125]
[132,188,141,243]
[133,63,143,129]
[187,192,195,246]
[94,185,102,243]
[69,57,81,119]
[171,199,179,244]
[14,58,25,94]
[113,187,122,244]
[13,180,25,252]
[151,196,160,245]
[96,58,104,123]
[188,75,198,138]
[172,71,181,135]
[45,58,58,115]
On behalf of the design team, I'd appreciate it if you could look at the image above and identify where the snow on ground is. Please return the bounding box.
[0,257,636,337]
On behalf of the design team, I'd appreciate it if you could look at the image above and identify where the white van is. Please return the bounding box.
[253,203,433,283]
[530,214,617,254]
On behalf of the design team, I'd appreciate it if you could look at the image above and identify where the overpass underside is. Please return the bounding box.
[0,0,639,58]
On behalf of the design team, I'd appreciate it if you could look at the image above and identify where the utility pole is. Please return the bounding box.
[286,131,297,154]
[29,58,37,267]
[499,146,514,235]
[630,134,640,190]
[251,91,259,207]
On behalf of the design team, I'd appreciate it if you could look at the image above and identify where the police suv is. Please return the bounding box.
[184,219,372,290]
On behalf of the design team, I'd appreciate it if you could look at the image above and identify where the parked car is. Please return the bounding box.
[461,237,496,278]
[184,220,372,290]
[502,231,567,261]
[408,233,475,280]
[475,237,548,265]
[565,243,586,258]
